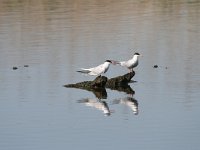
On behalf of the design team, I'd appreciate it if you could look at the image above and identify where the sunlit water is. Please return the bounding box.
[0,0,200,150]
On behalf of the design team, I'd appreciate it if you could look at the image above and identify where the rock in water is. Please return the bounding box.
[91,76,107,88]
[64,72,135,95]
[64,76,108,89]
[153,65,158,68]
[12,67,18,70]
[106,71,135,87]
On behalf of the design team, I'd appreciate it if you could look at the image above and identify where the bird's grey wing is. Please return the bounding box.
[131,60,138,68]
[119,61,128,67]
[90,64,103,74]
[104,65,109,73]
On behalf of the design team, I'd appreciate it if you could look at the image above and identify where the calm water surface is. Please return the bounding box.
[0,0,200,150]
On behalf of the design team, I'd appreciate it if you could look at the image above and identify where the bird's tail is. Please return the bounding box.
[76,68,91,74]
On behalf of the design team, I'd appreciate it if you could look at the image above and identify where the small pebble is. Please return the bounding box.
[153,65,158,68]
[12,67,18,70]
[24,65,29,67]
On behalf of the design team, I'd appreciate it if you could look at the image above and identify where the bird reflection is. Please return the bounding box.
[113,97,139,115]
[73,83,138,116]
[78,98,111,116]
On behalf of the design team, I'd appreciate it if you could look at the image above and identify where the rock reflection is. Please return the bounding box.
[78,98,111,116]
[66,74,138,116]
[76,86,139,116]
[113,97,139,115]
[107,85,135,95]
[91,88,107,99]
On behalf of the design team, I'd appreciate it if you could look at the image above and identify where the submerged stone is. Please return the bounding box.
[12,67,18,70]
[153,65,158,68]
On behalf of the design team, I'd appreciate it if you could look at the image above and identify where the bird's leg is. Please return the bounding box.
[128,93,134,97]
[130,68,133,72]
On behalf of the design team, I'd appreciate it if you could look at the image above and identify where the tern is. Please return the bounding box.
[114,52,140,72]
[77,60,113,76]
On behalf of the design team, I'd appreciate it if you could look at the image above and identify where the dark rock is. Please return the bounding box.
[12,67,18,70]
[106,72,135,87]
[64,72,135,95]
[64,76,108,99]
[64,76,108,89]
[24,65,29,67]
[91,76,107,88]
[153,65,158,68]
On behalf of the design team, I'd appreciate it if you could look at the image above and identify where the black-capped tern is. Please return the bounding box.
[114,53,140,72]
[77,60,113,76]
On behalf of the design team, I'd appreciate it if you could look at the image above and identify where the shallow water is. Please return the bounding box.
[0,0,200,150]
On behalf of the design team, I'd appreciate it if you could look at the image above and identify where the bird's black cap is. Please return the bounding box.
[105,60,112,63]
[134,52,140,55]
